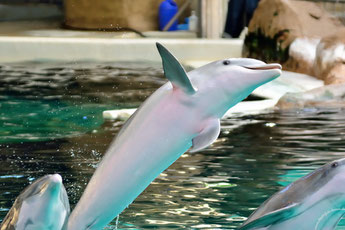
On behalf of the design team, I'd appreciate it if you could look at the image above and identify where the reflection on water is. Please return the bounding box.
[0,61,165,143]
[1,63,345,229]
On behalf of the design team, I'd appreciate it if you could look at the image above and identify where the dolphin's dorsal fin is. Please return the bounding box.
[156,43,197,95]
[239,203,301,230]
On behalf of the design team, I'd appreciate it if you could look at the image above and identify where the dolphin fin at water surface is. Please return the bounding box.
[0,174,70,230]
[156,43,197,95]
[240,158,345,230]
[66,42,282,230]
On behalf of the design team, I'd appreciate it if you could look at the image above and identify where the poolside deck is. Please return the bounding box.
[0,20,242,65]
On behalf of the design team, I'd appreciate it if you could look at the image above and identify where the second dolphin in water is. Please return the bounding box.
[67,43,282,230]
[240,158,345,230]
[0,174,70,230]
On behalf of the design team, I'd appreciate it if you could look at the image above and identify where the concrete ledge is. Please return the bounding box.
[0,37,243,63]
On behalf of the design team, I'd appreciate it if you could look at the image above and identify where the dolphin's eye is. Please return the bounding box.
[223,60,231,65]
[331,162,338,168]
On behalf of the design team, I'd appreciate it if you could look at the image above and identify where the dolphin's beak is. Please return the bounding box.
[50,174,63,184]
[40,174,63,194]
[243,63,282,71]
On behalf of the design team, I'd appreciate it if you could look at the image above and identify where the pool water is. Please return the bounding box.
[1,62,345,229]
[0,61,164,143]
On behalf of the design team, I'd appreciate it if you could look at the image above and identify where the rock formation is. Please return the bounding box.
[243,0,343,75]
[284,37,320,76]
[276,83,345,109]
[314,29,345,84]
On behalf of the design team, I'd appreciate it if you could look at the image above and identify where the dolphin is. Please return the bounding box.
[240,158,345,230]
[67,43,282,230]
[0,174,70,230]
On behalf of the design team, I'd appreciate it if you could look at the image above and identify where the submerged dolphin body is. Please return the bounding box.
[67,43,282,230]
[0,174,70,230]
[240,158,345,230]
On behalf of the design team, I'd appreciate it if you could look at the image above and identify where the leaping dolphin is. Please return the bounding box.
[67,43,282,230]
[240,158,345,230]
[0,174,70,230]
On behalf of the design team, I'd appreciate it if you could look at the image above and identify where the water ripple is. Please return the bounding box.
[1,63,345,229]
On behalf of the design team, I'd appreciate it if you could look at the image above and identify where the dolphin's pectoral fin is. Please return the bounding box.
[239,203,302,230]
[190,118,220,153]
[156,42,197,95]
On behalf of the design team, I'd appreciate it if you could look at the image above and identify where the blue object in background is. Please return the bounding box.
[177,23,188,30]
[177,17,189,31]
[159,0,178,31]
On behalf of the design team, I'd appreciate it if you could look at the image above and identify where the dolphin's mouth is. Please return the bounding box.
[243,63,282,71]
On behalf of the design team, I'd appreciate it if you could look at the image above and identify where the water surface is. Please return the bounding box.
[1,62,345,229]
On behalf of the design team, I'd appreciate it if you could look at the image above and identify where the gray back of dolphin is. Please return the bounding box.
[0,174,70,230]
[240,158,345,229]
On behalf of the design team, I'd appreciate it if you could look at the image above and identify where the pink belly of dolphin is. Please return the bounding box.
[67,92,198,230]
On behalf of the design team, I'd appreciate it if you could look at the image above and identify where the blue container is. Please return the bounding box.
[159,0,178,31]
